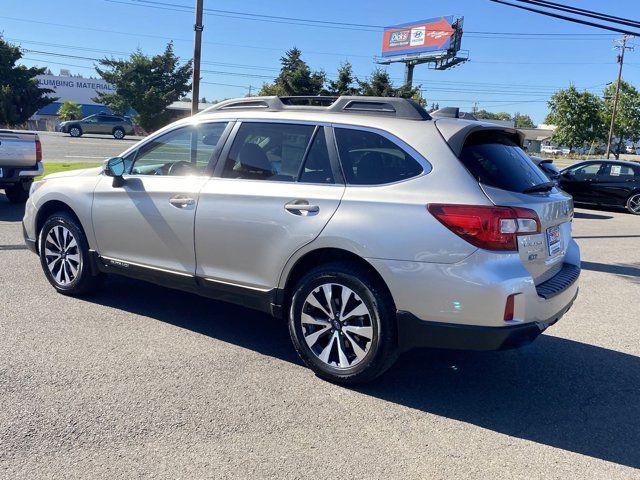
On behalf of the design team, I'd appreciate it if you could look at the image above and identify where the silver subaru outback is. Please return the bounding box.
[23,96,580,384]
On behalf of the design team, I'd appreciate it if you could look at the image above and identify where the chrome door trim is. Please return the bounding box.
[100,255,194,278]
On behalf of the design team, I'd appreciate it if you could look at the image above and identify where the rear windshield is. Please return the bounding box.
[459,131,550,192]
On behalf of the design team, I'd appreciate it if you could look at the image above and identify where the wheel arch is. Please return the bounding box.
[279,247,395,316]
[35,200,86,253]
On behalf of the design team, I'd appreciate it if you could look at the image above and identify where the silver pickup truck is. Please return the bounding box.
[0,130,43,203]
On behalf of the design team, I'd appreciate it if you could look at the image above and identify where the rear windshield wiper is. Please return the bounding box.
[522,182,556,194]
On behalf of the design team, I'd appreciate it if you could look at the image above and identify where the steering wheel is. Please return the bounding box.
[167,161,195,176]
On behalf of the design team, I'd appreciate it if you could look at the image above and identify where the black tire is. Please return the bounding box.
[626,192,640,215]
[113,127,125,140]
[69,125,82,137]
[4,180,31,203]
[288,262,398,384]
[39,212,104,295]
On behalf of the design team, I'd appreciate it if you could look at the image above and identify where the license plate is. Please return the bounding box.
[547,225,562,255]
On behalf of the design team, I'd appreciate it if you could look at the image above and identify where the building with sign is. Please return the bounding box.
[30,72,118,130]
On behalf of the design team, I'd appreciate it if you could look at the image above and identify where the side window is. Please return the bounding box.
[334,128,423,185]
[571,163,602,178]
[602,163,636,180]
[130,122,228,176]
[299,128,334,184]
[221,123,315,182]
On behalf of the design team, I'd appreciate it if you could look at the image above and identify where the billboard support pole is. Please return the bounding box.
[404,62,415,89]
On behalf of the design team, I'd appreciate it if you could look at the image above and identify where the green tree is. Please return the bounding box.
[475,110,512,121]
[357,70,419,99]
[259,48,325,96]
[602,80,640,158]
[327,62,359,96]
[57,100,82,121]
[514,112,535,128]
[545,85,604,151]
[95,42,192,132]
[0,36,55,126]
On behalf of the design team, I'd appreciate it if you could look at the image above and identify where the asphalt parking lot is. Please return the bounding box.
[1,197,639,479]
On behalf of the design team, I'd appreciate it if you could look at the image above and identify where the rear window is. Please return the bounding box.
[459,131,549,192]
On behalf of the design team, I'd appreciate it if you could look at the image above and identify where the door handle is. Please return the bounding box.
[285,200,319,215]
[169,195,196,208]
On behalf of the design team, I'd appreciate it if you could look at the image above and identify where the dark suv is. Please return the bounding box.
[59,113,134,139]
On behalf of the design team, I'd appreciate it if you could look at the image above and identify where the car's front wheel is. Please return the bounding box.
[626,193,640,215]
[39,212,104,295]
[69,126,82,137]
[288,262,397,384]
[113,127,125,139]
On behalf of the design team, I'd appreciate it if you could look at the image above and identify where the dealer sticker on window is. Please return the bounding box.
[547,225,562,256]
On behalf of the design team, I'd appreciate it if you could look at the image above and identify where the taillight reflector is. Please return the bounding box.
[504,294,516,322]
[427,204,541,251]
[35,136,42,162]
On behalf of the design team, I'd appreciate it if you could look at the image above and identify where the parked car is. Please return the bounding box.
[59,113,134,139]
[0,130,43,203]
[23,96,581,384]
[530,156,561,180]
[540,145,563,155]
[558,160,640,214]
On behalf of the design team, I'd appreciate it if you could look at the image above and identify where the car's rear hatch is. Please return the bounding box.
[437,121,574,285]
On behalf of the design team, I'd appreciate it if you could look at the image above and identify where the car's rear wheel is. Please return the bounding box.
[39,212,104,295]
[69,126,82,137]
[113,127,125,140]
[288,262,397,384]
[4,180,31,203]
[626,193,640,215]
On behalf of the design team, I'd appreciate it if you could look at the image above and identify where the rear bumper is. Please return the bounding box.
[0,163,43,186]
[397,287,577,352]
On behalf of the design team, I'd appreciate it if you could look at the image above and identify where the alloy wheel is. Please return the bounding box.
[301,283,374,369]
[44,225,81,286]
[628,194,640,214]
[70,127,80,137]
[114,129,124,139]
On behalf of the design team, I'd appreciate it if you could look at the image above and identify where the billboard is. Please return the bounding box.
[36,74,116,105]
[381,16,456,58]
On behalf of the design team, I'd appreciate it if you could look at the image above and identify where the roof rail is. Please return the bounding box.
[199,96,431,121]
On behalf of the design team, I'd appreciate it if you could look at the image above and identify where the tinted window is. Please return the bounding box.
[334,128,423,185]
[459,131,549,192]
[222,123,315,182]
[602,163,638,180]
[130,122,228,176]
[299,129,334,184]
[569,163,603,178]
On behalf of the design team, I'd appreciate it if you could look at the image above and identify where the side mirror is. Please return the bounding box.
[104,157,126,187]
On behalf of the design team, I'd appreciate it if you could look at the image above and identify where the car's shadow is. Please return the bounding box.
[85,274,640,469]
[0,196,25,222]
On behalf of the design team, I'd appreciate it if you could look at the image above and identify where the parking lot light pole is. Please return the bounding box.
[191,0,204,116]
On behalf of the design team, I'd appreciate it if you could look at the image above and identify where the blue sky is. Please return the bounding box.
[3,0,640,123]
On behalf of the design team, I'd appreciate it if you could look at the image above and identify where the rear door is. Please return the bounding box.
[457,130,574,285]
[594,163,638,206]
[195,121,345,290]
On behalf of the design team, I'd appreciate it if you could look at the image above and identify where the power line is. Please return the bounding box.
[514,0,640,29]
[489,0,640,36]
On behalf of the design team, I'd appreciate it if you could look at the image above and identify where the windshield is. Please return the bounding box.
[459,131,550,193]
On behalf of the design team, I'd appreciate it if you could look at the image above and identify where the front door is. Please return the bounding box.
[92,121,230,275]
[195,122,345,290]
[560,162,604,203]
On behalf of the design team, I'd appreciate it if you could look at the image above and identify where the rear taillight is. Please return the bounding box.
[427,204,541,251]
[35,136,42,162]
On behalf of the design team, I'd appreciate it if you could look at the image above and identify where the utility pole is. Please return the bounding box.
[190,0,204,116]
[247,85,253,97]
[606,36,632,158]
